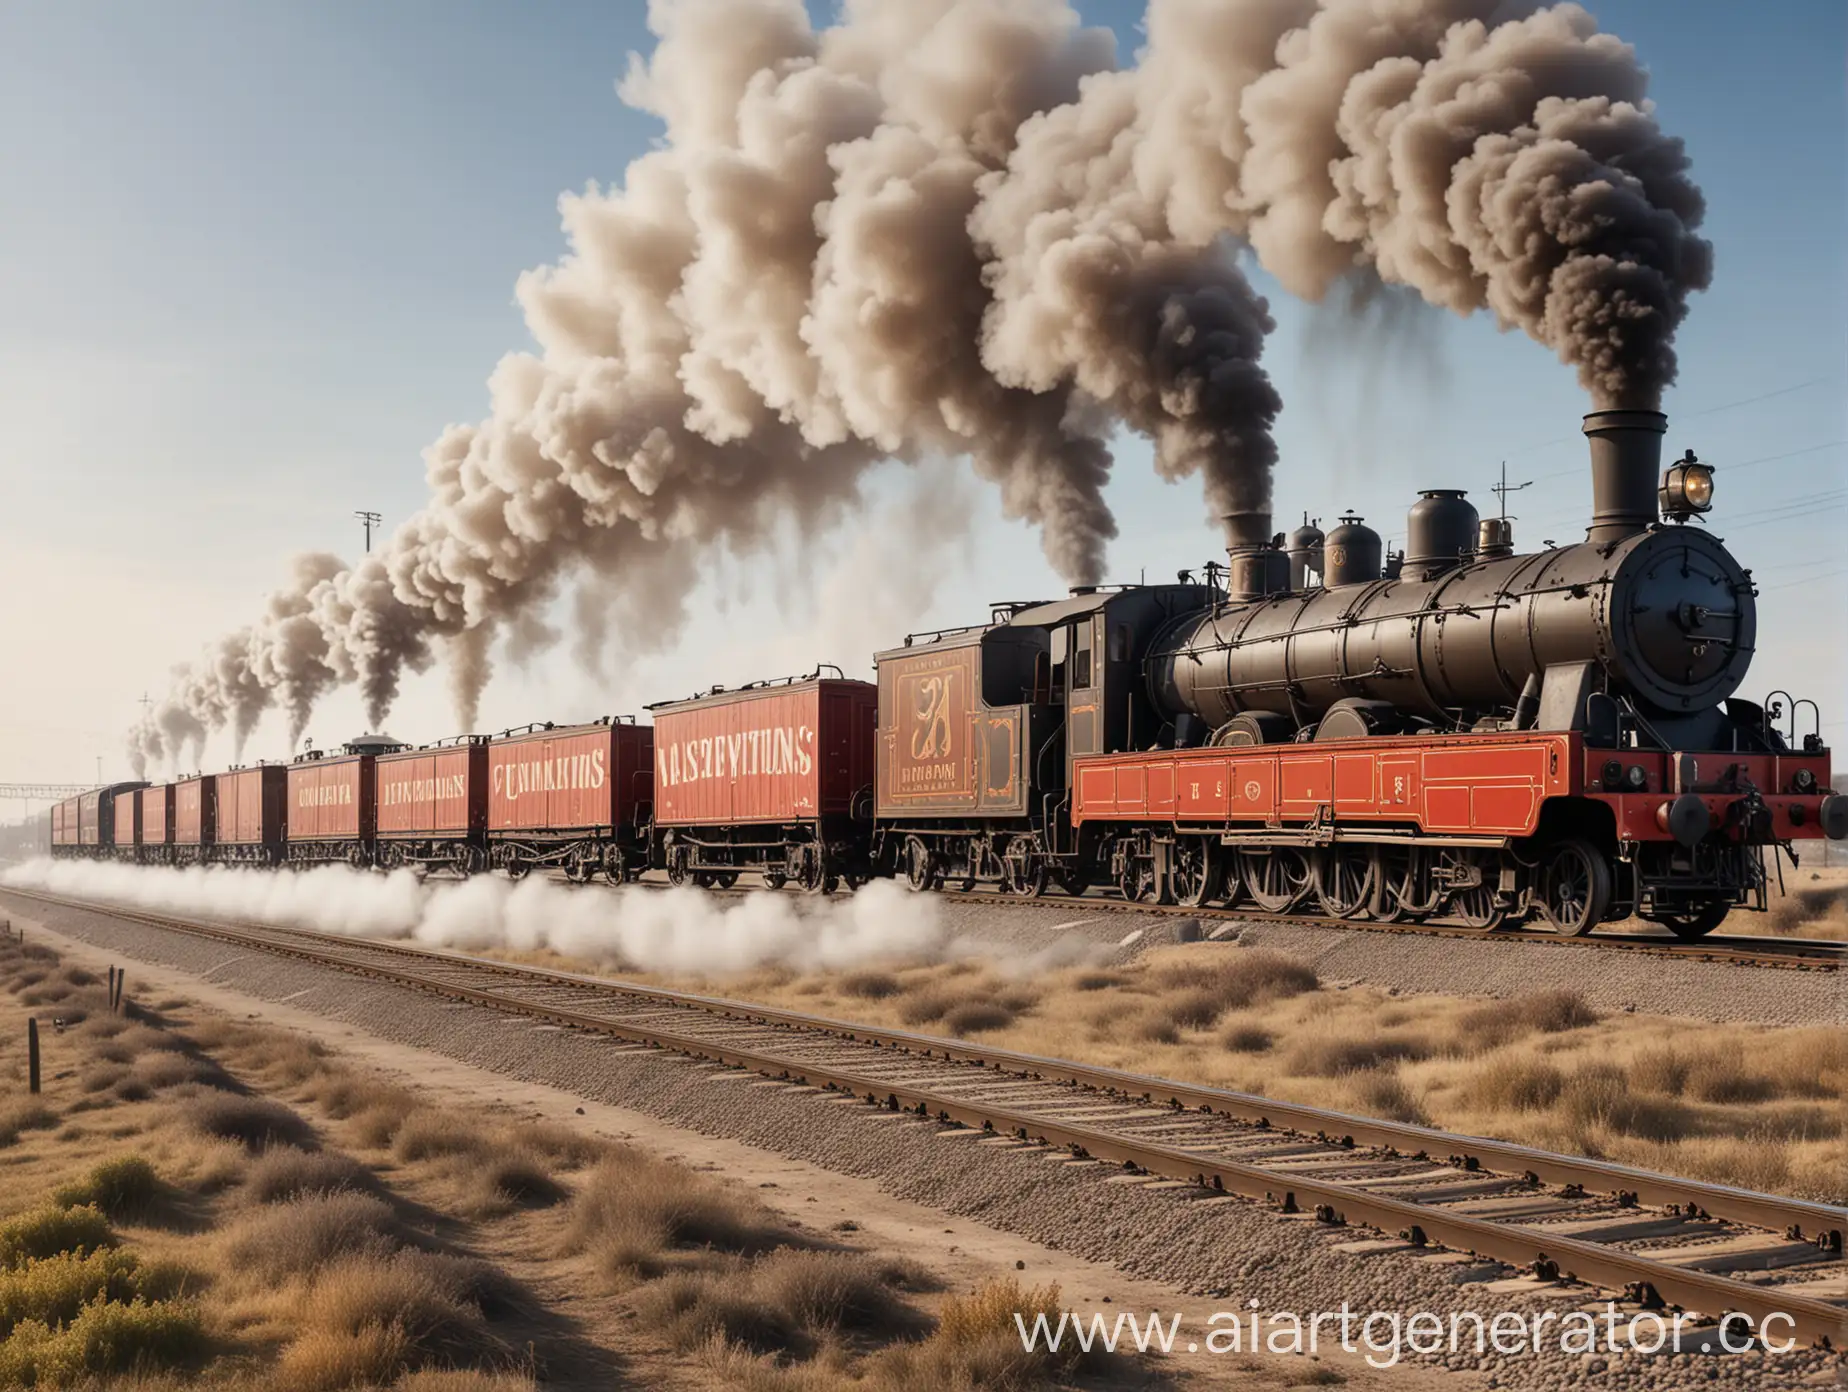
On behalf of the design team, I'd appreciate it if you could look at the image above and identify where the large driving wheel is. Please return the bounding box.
[904,837,936,892]
[1006,853,1047,898]
[1646,903,1731,941]
[1171,839,1222,908]
[1312,847,1375,920]
[1117,858,1154,903]
[1540,839,1611,936]
[1243,848,1308,912]
[1449,881,1504,931]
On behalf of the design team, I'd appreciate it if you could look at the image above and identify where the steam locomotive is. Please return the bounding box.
[51,410,1847,938]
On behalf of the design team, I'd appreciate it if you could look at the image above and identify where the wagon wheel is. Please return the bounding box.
[1170,839,1222,909]
[713,871,739,890]
[564,852,595,885]
[1006,854,1047,899]
[1537,839,1610,936]
[1116,856,1154,903]
[1449,882,1504,931]
[1312,847,1375,920]
[1644,903,1730,940]
[504,860,530,881]
[1242,848,1308,912]
[665,847,691,888]
[903,837,937,893]
[762,871,788,890]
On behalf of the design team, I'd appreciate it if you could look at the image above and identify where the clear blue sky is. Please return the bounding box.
[0,0,1842,788]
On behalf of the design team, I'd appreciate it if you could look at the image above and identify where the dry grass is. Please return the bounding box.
[514,935,1846,1203]
[240,1147,373,1205]
[562,1153,781,1283]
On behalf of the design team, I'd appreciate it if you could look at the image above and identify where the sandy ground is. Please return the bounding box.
[17,908,1467,1391]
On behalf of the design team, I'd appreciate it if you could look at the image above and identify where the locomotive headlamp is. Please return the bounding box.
[1625,764,1649,791]
[1792,768,1817,794]
[1659,449,1715,521]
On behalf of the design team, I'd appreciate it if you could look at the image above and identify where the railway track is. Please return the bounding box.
[4,884,1843,1349]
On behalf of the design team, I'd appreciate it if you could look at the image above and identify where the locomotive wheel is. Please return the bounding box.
[1645,903,1730,940]
[1171,839,1221,908]
[565,853,594,885]
[903,837,935,892]
[1117,861,1154,903]
[1312,848,1375,920]
[1006,856,1047,899]
[1540,839,1611,936]
[505,859,530,881]
[1243,848,1308,912]
[666,849,691,888]
[1369,849,1408,922]
[1449,883,1504,931]
[713,871,739,890]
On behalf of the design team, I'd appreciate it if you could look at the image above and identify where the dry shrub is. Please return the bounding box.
[181,1093,315,1152]
[747,1249,922,1338]
[242,1148,372,1205]
[393,1111,483,1164]
[635,1270,799,1355]
[471,1149,566,1214]
[1286,1032,1432,1077]
[51,1156,158,1218]
[0,1206,114,1267]
[303,1072,414,1123]
[282,1250,505,1387]
[0,1247,171,1335]
[351,1096,420,1149]
[1349,1072,1431,1126]
[1458,990,1599,1050]
[242,1034,332,1086]
[1070,970,1123,991]
[512,1120,604,1170]
[1131,1011,1181,1046]
[1221,1023,1273,1054]
[0,1294,206,1384]
[1151,948,1318,1031]
[222,1192,398,1283]
[872,1276,1091,1388]
[1466,1057,1566,1113]
[1560,1066,1693,1143]
[839,971,901,1000]
[133,1052,205,1091]
[77,1062,131,1096]
[897,990,955,1028]
[1771,1029,1848,1100]
[941,1001,1014,1036]
[277,1321,409,1392]
[563,1154,780,1282]
[0,1101,56,1149]
[1635,1042,1779,1104]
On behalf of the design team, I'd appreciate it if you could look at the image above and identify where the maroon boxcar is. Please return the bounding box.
[286,752,375,867]
[173,775,216,865]
[375,739,488,874]
[211,766,288,864]
[112,789,141,858]
[140,785,175,864]
[78,790,104,847]
[50,798,80,857]
[648,673,876,891]
[486,719,652,881]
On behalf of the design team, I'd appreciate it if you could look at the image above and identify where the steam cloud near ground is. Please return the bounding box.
[1,859,949,978]
[130,0,1707,774]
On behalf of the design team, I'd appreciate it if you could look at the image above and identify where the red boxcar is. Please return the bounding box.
[174,777,214,860]
[286,753,375,865]
[648,675,876,890]
[375,740,488,873]
[112,789,141,854]
[486,719,652,880]
[211,766,288,863]
[78,790,104,847]
[50,798,79,854]
[140,785,174,861]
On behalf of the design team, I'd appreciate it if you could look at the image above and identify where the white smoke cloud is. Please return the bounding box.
[2,859,948,977]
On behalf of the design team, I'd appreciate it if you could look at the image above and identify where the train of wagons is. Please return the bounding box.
[50,410,1848,939]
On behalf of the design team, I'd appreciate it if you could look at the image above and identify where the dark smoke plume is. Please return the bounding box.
[129,0,1706,774]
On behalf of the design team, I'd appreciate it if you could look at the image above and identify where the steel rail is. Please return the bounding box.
[4,886,1842,1347]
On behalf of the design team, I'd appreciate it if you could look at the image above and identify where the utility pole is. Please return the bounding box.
[355,510,382,551]
[1492,461,1532,522]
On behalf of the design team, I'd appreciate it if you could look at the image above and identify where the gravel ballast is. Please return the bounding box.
[4,889,1838,1391]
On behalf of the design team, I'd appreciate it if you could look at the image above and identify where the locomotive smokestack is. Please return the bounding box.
[1221,511,1286,601]
[1583,409,1667,544]
[1222,511,1273,555]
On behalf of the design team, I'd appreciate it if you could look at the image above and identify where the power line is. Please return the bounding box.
[1500,376,1836,466]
